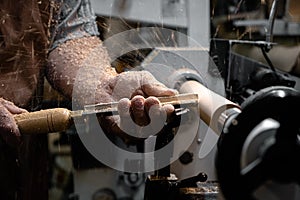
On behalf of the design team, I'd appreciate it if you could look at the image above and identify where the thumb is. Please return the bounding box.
[138,71,178,97]
[142,83,178,97]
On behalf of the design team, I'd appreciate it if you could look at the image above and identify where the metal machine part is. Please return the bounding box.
[179,181,219,200]
[266,0,279,47]
[90,0,210,48]
[216,86,300,200]
[73,168,146,200]
[233,0,300,37]
[211,0,300,88]
[210,38,300,104]
[144,172,210,200]
[240,118,279,171]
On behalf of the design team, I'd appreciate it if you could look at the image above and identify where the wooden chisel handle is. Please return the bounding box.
[14,108,73,135]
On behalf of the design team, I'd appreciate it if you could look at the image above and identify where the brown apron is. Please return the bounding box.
[0,1,55,199]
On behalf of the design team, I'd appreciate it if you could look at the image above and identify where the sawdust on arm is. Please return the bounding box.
[46,36,118,105]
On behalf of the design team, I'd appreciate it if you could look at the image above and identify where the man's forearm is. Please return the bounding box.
[46,36,117,104]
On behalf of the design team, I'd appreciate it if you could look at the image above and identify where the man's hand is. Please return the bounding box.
[98,71,178,144]
[0,98,28,147]
[47,37,178,144]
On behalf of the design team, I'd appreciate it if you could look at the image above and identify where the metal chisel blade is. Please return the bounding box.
[71,93,198,117]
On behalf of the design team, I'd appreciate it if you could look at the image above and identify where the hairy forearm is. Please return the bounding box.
[46,36,117,104]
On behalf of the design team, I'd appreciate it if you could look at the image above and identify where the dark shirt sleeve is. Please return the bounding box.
[50,0,100,50]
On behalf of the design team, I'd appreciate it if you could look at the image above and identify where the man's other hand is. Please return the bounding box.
[0,98,27,147]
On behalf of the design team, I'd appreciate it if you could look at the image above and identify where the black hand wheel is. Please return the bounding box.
[216,86,300,200]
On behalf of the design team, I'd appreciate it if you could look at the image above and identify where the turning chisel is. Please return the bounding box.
[14,93,199,135]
